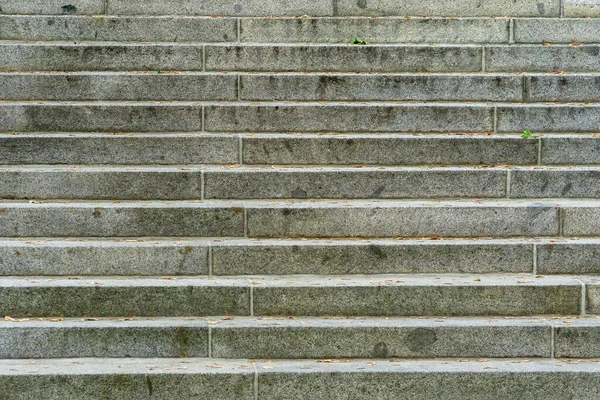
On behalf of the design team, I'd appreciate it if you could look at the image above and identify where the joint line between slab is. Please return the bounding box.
[237,19,241,42]
[493,106,497,134]
[200,170,205,200]
[537,137,542,166]
[560,0,565,17]
[250,285,254,316]
[576,279,587,316]
[506,169,511,199]
[481,46,486,72]
[208,243,213,276]
[103,0,108,14]
[532,244,537,275]
[208,325,212,357]
[508,19,514,44]
[253,363,259,400]
[239,135,244,164]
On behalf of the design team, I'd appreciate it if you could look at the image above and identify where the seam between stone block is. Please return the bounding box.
[202,45,206,72]
[332,0,339,16]
[493,106,497,134]
[208,325,212,357]
[506,169,511,199]
[237,75,241,101]
[545,320,555,358]
[200,170,205,200]
[537,137,542,166]
[481,47,486,72]
[201,104,205,132]
[239,135,244,164]
[252,363,259,400]
[208,243,213,277]
[244,208,249,238]
[522,76,530,102]
[558,207,564,236]
[560,0,565,17]
[532,244,537,275]
[508,19,514,44]
[237,18,241,42]
[250,285,254,316]
[575,279,586,316]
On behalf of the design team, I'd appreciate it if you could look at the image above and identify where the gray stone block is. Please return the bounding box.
[211,239,533,275]
[553,318,600,358]
[527,75,600,102]
[0,104,204,132]
[240,17,509,44]
[510,168,600,198]
[257,359,600,400]
[107,0,333,16]
[0,277,250,317]
[486,45,600,72]
[0,133,239,165]
[206,104,494,132]
[0,239,209,276]
[242,134,539,165]
[565,0,600,17]
[211,317,550,358]
[0,358,254,400]
[205,167,506,199]
[0,201,244,237]
[335,0,560,16]
[541,136,600,165]
[515,18,600,43]
[497,105,600,132]
[0,319,209,358]
[0,0,103,14]
[252,275,581,316]
[586,279,600,313]
[206,44,482,72]
[0,16,237,42]
[0,44,203,72]
[246,200,559,238]
[563,204,600,236]
[537,240,600,274]
[240,74,523,102]
[0,73,237,101]
[0,167,203,200]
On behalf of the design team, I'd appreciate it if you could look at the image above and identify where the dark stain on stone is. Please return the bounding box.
[540,181,549,193]
[406,328,437,351]
[370,186,386,198]
[61,5,78,14]
[234,4,242,13]
[145,375,153,396]
[283,140,294,153]
[282,209,293,216]
[175,326,190,357]
[179,246,193,255]
[291,187,308,199]
[14,250,21,256]
[92,208,103,218]
[47,19,55,26]
[357,0,368,9]
[373,342,388,358]
[561,183,572,196]
[369,244,386,260]
[537,3,545,15]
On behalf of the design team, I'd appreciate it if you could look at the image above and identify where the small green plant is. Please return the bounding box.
[352,37,368,45]
[157,70,162,74]
[521,130,538,139]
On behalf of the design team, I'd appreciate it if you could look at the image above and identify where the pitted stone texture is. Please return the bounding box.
[563,204,600,236]
[486,45,600,72]
[510,168,600,198]
[206,45,482,72]
[204,167,506,199]
[0,358,254,400]
[211,239,533,275]
[242,134,538,165]
[0,73,237,101]
[211,317,551,358]
[0,277,250,317]
[335,0,560,16]
[497,105,600,133]
[0,104,204,132]
[240,18,509,44]
[0,239,208,276]
[252,275,581,316]
[0,44,204,72]
[246,200,559,238]
[0,318,209,358]
[515,18,600,43]
[565,0,600,17]
[527,75,600,102]
[0,167,203,200]
[206,104,493,133]
[537,240,600,274]
[0,201,244,237]
[552,318,600,358]
[240,74,523,102]
[541,136,600,165]
[257,359,600,400]
[0,0,103,14]
[107,0,333,16]
[0,16,237,42]
[0,134,238,165]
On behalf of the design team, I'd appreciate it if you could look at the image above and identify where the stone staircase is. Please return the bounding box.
[3,0,600,398]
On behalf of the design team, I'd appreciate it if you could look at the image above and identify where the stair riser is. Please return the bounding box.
[0,284,580,317]
[0,135,239,165]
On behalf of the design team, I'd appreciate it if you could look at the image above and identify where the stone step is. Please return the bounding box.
[4,199,600,238]
[0,133,239,165]
[4,237,600,276]
[0,0,563,17]
[4,101,600,133]
[0,274,583,317]
[2,357,600,399]
[8,165,600,200]
[4,315,596,359]
[5,72,600,102]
